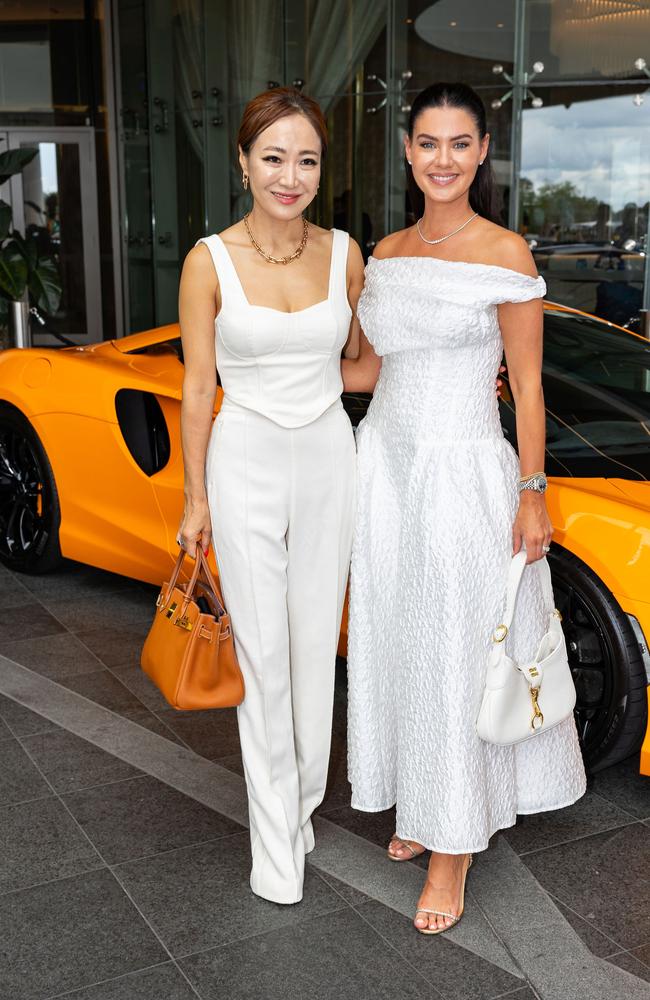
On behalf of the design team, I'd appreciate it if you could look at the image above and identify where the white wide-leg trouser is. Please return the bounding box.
[206,397,356,904]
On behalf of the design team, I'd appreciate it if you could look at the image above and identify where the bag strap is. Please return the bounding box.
[162,546,226,617]
[494,552,555,641]
[196,547,227,617]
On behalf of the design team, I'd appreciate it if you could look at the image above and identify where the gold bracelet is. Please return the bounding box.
[519,470,545,482]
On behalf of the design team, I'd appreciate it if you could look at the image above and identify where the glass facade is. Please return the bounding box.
[1,0,649,341]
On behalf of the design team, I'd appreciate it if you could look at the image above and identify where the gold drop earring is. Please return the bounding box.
[242,172,249,190]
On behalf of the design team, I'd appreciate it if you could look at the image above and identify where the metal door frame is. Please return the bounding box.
[5,126,102,343]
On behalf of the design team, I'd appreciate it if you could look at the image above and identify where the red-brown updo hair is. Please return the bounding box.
[238,87,328,158]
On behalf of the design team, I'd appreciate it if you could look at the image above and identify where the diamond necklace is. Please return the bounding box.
[243,212,309,265]
[415,212,478,246]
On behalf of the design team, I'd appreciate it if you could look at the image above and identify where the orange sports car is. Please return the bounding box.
[0,303,649,776]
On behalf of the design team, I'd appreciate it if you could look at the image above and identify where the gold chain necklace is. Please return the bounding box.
[243,212,309,265]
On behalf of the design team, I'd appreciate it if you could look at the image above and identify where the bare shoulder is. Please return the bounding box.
[182,242,216,282]
[484,223,538,277]
[372,227,412,260]
[346,236,365,272]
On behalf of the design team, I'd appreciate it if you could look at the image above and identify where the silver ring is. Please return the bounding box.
[542,544,550,553]
[176,537,184,548]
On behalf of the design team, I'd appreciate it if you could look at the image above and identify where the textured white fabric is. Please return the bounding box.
[347,256,587,854]
[197,229,351,428]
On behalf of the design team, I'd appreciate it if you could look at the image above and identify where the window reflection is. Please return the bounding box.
[500,310,650,479]
[520,89,649,325]
[527,0,650,80]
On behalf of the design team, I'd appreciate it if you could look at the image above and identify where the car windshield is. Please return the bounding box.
[501,311,650,480]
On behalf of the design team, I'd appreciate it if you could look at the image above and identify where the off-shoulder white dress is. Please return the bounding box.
[347,257,587,854]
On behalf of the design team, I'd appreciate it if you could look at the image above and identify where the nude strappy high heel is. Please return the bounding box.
[414,854,473,935]
[387,835,427,862]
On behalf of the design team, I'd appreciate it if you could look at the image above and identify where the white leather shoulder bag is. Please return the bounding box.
[476,551,577,745]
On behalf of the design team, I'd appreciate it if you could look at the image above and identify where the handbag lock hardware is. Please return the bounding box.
[530,686,544,730]
[174,615,193,631]
[493,624,508,643]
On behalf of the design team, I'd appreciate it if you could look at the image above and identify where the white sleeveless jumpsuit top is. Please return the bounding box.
[196,229,351,427]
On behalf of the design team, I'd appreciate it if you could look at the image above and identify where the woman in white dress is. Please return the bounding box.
[343,83,586,935]
[177,88,365,905]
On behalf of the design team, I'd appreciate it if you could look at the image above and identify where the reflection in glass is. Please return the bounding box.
[500,311,650,479]
[411,0,516,86]
[520,89,649,325]
[526,0,650,80]
[542,311,650,479]
[397,1,516,228]
[21,142,86,338]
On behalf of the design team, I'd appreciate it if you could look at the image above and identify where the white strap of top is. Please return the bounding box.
[195,234,247,307]
[501,551,554,631]
[328,229,350,301]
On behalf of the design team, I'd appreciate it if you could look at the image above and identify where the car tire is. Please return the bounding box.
[549,544,648,773]
[0,405,63,574]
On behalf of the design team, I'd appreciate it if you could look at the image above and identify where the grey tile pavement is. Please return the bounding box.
[0,868,169,1000]
[0,795,104,894]
[114,832,347,957]
[1,560,650,999]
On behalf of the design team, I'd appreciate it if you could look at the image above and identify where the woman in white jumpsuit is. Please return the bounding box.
[177,88,363,904]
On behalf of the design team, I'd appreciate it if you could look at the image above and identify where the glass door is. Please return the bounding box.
[389,0,518,232]
[5,127,102,344]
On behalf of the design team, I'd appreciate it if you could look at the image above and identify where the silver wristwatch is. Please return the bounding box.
[518,473,547,494]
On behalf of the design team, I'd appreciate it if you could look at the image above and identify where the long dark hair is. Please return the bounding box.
[405,82,502,224]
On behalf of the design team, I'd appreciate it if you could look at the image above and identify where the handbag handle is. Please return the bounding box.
[162,546,226,617]
[495,551,555,640]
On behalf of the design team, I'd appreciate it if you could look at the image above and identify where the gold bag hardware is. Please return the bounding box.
[141,546,244,710]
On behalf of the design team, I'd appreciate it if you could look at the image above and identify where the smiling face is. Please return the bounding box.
[239,113,322,220]
[404,104,489,209]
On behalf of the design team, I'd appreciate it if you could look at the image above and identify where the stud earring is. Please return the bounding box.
[242,172,249,190]
[407,159,412,165]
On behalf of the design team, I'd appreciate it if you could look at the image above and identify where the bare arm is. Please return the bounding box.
[498,235,552,564]
[341,238,382,391]
[177,243,219,557]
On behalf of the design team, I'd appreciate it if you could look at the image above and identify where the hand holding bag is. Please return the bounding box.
[141,546,244,710]
[476,551,576,745]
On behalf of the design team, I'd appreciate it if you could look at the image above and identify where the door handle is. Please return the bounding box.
[153,97,169,133]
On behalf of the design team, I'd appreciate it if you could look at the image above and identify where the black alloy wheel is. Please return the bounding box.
[548,545,648,773]
[0,406,62,574]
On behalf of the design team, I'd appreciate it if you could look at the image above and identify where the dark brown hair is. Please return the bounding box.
[238,87,328,158]
[406,82,502,224]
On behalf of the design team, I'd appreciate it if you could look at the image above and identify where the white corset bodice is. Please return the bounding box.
[197,229,351,427]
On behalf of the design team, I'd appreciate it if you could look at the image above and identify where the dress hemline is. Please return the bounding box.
[350,785,587,855]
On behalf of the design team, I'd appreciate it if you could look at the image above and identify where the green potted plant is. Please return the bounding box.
[0,148,62,349]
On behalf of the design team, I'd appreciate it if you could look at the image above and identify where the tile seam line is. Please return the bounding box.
[350,904,448,1000]
[0,579,181,747]
[0,653,249,822]
[471,838,650,999]
[546,891,628,955]
[0,654,535,978]
[307,869,449,999]
[40,958,178,1000]
[14,728,205,1000]
[0,651,198,752]
[0,828,250,901]
[70,630,201,754]
[3,651,642,993]
[464,881,531,990]
[517,814,640,857]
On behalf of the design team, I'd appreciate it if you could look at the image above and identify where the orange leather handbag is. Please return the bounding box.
[141,546,244,710]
